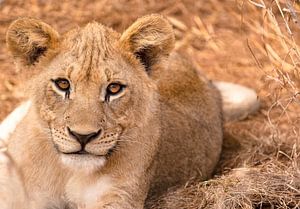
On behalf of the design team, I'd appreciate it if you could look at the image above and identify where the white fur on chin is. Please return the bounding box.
[61,154,107,173]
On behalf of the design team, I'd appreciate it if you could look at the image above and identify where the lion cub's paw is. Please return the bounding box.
[214,81,260,122]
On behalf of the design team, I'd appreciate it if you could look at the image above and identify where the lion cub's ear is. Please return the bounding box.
[120,14,175,72]
[6,18,60,67]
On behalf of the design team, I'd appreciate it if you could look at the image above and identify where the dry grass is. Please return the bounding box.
[146,134,300,208]
[147,160,300,209]
[0,0,300,208]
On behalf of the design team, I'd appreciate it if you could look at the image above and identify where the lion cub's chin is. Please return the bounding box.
[61,154,107,173]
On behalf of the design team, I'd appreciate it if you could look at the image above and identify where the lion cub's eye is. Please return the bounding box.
[53,78,70,92]
[107,83,123,95]
[105,83,125,102]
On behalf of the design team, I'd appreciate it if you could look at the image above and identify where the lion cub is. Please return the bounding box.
[5,14,224,208]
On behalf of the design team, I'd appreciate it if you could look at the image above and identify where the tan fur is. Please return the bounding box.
[5,14,223,208]
[0,149,29,209]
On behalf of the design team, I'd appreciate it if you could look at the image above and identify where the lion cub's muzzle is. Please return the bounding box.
[51,125,121,157]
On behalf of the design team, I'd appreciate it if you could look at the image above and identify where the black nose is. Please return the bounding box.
[67,127,101,146]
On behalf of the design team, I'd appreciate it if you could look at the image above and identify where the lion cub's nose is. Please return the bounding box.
[67,127,101,146]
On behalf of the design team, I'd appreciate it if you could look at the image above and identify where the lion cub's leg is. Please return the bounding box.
[0,149,29,209]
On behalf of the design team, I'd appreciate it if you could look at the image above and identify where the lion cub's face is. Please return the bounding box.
[6,15,174,171]
[43,38,140,170]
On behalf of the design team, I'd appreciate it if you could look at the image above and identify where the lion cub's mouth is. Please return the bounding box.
[66,150,90,155]
[62,144,117,157]
[59,142,118,171]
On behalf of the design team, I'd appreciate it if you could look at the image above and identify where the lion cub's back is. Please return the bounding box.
[151,53,223,196]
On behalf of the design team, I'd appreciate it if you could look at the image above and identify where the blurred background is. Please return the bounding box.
[0,0,299,208]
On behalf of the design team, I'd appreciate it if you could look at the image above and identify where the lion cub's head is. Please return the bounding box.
[6,15,174,171]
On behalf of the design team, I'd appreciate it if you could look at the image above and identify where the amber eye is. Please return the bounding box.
[53,78,70,91]
[105,83,125,102]
[107,83,123,95]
